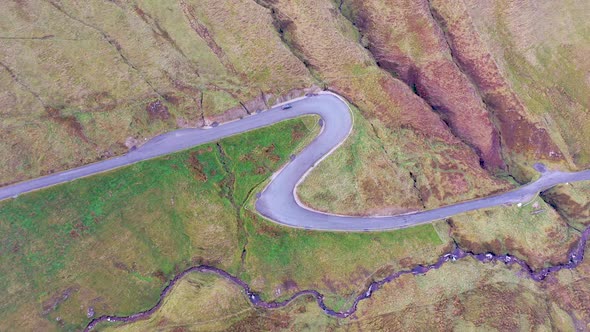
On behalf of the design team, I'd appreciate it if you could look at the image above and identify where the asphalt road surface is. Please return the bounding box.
[1,92,589,231]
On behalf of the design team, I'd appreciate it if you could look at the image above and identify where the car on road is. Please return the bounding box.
[281,104,292,110]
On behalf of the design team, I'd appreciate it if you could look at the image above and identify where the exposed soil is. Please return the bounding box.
[543,189,590,224]
[187,151,207,182]
[42,286,80,315]
[291,125,306,142]
[179,0,237,74]
[45,107,89,143]
[145,100,170,121]
[262,144,281,163]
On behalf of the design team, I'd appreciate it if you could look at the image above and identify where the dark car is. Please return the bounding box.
[281,104,292,110]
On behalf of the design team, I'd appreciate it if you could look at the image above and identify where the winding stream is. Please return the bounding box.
[85,224,590,330]
[2,92,590,328]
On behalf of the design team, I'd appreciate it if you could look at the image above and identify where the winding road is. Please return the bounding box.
[1,92,590,231]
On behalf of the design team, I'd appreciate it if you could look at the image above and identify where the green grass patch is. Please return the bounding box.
[241,210,447,308]
[0,117,317,330]
[0,113,451,331]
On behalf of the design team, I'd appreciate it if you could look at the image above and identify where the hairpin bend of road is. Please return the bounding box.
[2,92,590,329]
[2,92,590,231]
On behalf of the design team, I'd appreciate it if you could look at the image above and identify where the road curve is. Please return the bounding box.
[1,92,590,231]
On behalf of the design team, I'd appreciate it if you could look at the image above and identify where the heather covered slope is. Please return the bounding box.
[340,0,505,171]
[263,0,510,214]
[0,0,313,186]
[455,0,590,168]
[340,0,590,182]
[2,0,510,215]
[2,0,589,209]
[2,0,590,330]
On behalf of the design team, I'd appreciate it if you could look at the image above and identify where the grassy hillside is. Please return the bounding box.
[2,0,590,330]
[103,241,590,331]
[0,0,313,186]
[0,117,448,330]
[0,0,540,214]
